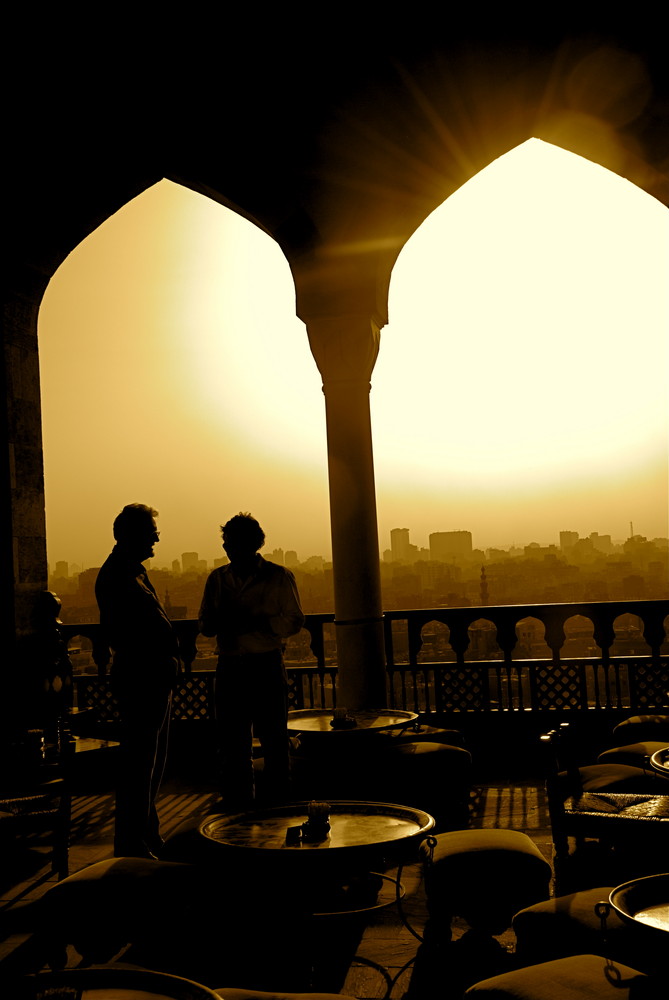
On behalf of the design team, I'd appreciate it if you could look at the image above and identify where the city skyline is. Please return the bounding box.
[49,522,668,577]
[39,140,668,570]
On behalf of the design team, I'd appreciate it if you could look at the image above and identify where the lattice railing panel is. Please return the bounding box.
[433,665,488,712]
[531,663,584,710]
[76,677,120,721]
[172,676,216,721]
[632,659,669,709]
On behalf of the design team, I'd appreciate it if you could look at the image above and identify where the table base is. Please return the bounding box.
[312,871,405,917]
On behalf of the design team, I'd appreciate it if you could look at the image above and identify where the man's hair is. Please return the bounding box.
[221,512,265,552]
[113,503,158,541]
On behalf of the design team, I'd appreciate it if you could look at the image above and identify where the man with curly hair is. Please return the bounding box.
[199,512,304,808]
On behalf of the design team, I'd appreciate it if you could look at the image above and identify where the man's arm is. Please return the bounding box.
[198,573,219,637]
[268,569,305,638]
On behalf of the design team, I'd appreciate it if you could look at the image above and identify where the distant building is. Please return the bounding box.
[302,555,325,572]
[390,528,418,563]
[182,552,199,573]
[77,567,100,603]
[269,547,285,565]
[589,532,613,554]
[55,560,69,578]
[285,550,299,568]
[559,531,579,551]
[172,559,181,574]
[429,531,473,563]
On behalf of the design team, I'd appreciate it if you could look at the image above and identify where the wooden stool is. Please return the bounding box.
[408,829,551,998]
[421,829,552,935]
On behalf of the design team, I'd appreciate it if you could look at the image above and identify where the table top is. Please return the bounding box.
[44,736,120,764]
[66,736,120,753]
[287,708,418,734]
[610,873,669,935]
[649,746,669,778]
[15,965,220,999]
[199,799,434,855]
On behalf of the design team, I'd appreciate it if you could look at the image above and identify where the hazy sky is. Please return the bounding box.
[38,139,668,570]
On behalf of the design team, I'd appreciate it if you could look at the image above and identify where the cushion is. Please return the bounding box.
[464,954,650,998]
[390,740,471,762]
[513,887,644,967]
[516,889,662,976]
[597,742,668,768]
[215,992,357,1000]
[37,858,198,967]
[421,829,551,933]
[561,763,660,795]
[613,715,669,744]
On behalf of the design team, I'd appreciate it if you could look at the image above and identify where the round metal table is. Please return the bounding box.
[15,966,221,999]
[287,708,418,740]
[199,799,435,915]
[649,745,669,780]
[200,798,433,861]
[607,872,669,951]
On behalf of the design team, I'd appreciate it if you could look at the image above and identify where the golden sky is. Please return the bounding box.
[38,139,668,570]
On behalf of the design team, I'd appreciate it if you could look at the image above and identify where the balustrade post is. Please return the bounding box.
[641,608,666,664]
[592,613,615,670]
[448,620,470,666]
[543,615,566,666]
[409,616,426,667]
[496,616,520,709]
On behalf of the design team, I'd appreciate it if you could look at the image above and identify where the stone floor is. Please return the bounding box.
[0,777,556,998]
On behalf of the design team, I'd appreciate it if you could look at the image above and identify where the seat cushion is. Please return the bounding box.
[421,829,551,933]
[383,740,472,777]
[561,763,661,795]
[37,858,198,967]
[512,886,627,965]
[513,887,650,969]
[464,954,649,998]
[424,828,551,869]
[215,992,357,1000]
[613,715,669,744]
[597,742,668,768]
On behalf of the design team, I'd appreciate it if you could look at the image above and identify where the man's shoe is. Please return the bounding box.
[146,836,165,856]
[114,844,159,861]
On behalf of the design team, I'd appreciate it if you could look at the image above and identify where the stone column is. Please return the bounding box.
[306,314,386,709]
[1,266,50,734]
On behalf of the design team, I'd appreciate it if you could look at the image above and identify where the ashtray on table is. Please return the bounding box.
[329,709,357,729]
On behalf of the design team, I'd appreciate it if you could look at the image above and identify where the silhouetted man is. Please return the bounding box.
[95,503,179,858]
[199,512,304,808]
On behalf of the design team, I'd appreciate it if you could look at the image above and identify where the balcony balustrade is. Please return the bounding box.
[60,600,669,734]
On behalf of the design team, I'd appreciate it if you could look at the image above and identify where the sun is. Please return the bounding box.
[372,138,668,547]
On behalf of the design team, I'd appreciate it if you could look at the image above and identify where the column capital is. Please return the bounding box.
[306,313,382,386]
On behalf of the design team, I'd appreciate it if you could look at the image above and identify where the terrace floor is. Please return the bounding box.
[0,773,556,998]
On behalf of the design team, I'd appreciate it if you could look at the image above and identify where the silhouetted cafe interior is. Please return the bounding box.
[2,14,669,1000]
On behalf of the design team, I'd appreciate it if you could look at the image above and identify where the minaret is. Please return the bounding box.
[480,566,489,606]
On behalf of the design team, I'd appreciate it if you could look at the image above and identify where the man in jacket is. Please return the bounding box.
[96,503,179,857]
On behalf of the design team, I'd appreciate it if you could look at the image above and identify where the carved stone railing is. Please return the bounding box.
[60,599,669,723]
[383,599,669,716]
